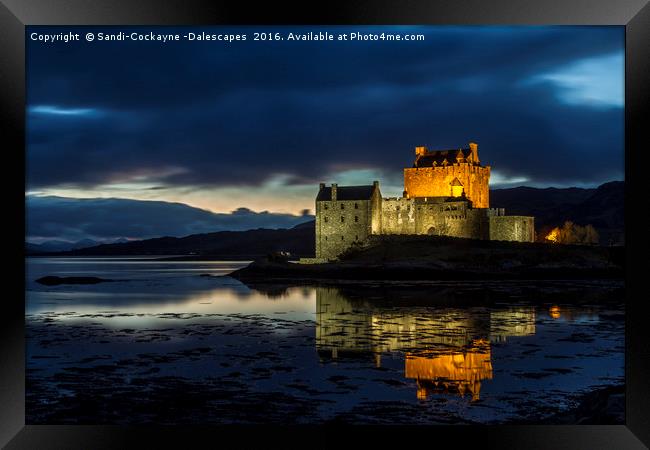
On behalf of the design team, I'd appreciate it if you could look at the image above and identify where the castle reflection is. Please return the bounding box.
[405,340,492,401]
[315,287,536,401]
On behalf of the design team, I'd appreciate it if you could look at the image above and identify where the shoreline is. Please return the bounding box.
[229,237,625,283]
[535,384,625,425]
[229,259,624,284]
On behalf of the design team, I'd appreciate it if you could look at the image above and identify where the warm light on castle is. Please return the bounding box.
[405,142,490,208]
[307,142,535,261]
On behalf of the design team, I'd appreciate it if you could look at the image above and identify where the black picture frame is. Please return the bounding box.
[2,0,648,448]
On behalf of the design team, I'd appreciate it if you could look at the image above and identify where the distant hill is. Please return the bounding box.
[47,221,316,259]
[26,195,314,244]
[491,181,624,244]
[26,238,130,254]
[31,181,623,258]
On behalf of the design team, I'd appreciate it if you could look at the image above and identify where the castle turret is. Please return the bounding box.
[450,177,464,197]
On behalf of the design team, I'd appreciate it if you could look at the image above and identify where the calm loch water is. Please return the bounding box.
[26,257,625,424]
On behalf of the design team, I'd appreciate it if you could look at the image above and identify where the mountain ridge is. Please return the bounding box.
[28,181,624,257]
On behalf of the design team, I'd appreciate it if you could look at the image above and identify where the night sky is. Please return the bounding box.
[26,26,624,242]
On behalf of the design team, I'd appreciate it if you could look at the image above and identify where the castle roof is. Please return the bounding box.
[414,148,473,168]
[316,185,376,201]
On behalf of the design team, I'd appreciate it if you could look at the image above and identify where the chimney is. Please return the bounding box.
[331,183,337,201]
[319,182,325,190]
[373,180,379,189]
[469,142,479,163]
[415,146,428,157]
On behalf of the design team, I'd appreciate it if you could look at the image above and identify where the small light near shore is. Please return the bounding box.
[545,228,560,243]
[550,305,561,319]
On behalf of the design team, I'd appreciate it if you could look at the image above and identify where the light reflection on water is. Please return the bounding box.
[25,257,624,424]
[313,285,605,403]
[27,257,251,282]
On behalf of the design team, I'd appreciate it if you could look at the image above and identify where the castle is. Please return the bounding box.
[310,142,535,261]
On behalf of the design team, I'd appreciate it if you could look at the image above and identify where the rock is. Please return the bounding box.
[35,276,114,286]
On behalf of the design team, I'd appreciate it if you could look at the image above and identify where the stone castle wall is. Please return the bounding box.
[380,197,489,239]
[315,198,372,260]
[489,216,535,242]
[380,197,416,234]
[316,196,534,259]
[414,200,488,239]
[370,189,382,235]
[404,163,491,208]
[315,188,382,260]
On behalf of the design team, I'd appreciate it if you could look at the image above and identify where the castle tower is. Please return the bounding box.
[450,177,464,197]
[403,142,491,208]
[314,182,382,260]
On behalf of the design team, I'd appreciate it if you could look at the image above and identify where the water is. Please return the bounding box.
[26,257,625,424]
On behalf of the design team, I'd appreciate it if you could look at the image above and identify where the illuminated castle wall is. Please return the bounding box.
[313,142,535,260]
[404,142,490,208]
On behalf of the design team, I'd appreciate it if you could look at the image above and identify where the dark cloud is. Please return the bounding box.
[26,25,624,190]
[26,196,313,241]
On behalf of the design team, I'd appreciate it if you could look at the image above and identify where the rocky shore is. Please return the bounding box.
[540,384,625,425]
[35,276,115,285]
[230,236,624,283]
